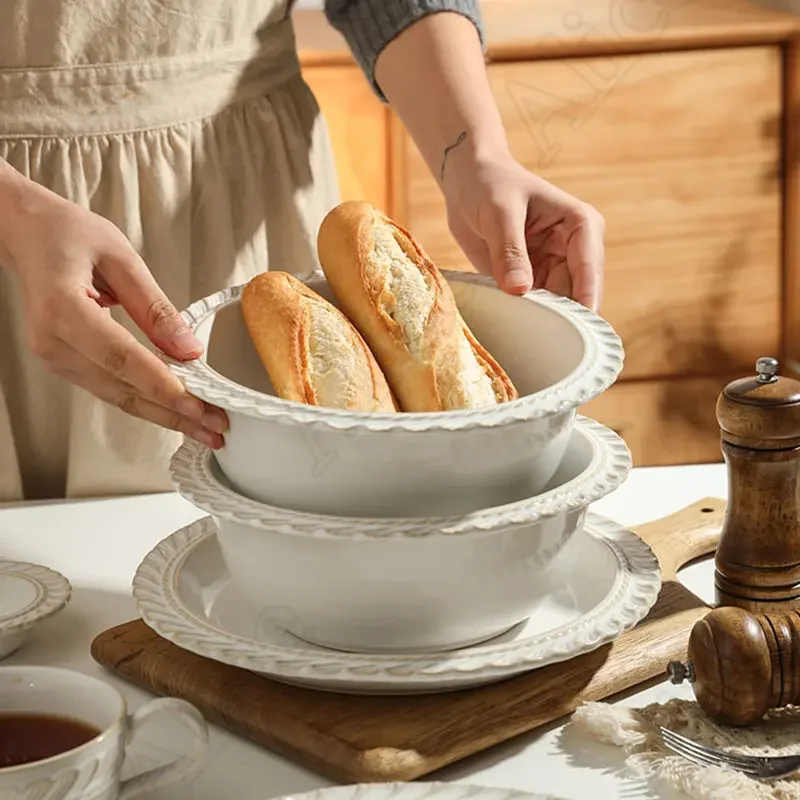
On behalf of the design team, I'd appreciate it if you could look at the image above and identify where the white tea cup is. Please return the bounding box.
[0,665,209,799]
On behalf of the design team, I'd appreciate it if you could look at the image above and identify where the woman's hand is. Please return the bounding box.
[443,152,605,311]
[371,11,606,311]
[0,170,227,448]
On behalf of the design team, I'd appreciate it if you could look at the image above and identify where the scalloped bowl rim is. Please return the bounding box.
[169,415,633,539]
[164,271,624,432]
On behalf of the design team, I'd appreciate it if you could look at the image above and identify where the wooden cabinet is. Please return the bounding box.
[301,66,390,211]
[580,376,735,466]
[400,48,783,382]
[295,0,800,468]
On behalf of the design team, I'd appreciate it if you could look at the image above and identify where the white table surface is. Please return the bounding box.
[0,462,728,800]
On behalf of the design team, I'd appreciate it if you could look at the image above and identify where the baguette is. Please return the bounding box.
[241,271,397,412]
[317,201,519,413]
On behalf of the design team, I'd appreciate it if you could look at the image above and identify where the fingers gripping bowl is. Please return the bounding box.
[165,269,624,517]
[169,417,632,653]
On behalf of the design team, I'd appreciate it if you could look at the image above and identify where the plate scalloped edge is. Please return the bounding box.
[132,512,661,686]
[269,782,568,800]
[0,560,72,632]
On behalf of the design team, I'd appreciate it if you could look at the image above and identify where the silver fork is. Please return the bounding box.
[660,727,800,779]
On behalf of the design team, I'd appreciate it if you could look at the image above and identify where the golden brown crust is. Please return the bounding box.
[460,322,519,404]
[317,201,519,412]
[241,271,397,412]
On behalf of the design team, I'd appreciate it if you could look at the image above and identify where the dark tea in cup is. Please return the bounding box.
[0,666,208,800]
[0,713,100,768]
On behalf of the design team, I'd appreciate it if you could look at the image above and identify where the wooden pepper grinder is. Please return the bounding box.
[667,606,800,726]
[714,357,800,612]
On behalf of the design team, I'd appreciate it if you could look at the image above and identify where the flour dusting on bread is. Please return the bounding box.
[241,271,396,413]
[371,224,434,357]
[370,222,498,409]
[443,329,499,409]
[306,299,369,409]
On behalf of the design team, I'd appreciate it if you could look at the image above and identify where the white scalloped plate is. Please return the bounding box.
[0,560,72,660]
[133,512,661,694]
[271,783,567,800]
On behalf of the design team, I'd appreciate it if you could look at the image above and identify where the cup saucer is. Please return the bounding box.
[133,512,661,695]
[0,560,72,659]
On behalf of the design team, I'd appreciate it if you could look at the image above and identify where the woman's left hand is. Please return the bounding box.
[442,153,606,312]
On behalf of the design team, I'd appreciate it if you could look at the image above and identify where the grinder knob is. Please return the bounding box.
[667,606,800,726]
[755,356,779,383]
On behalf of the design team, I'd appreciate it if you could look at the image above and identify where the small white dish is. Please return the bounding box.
[166,271,624,517]
[169,417,632,653]
[132,512,661,695]
[270,783,567,800]
[0,560,72,659]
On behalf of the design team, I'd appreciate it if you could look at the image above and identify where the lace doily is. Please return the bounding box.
[568,698,800,800]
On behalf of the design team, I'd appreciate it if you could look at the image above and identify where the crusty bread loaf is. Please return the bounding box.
[317,201,519,413]
[241,271,397,412]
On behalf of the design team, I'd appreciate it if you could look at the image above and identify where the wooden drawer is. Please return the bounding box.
[302,66,389,212]
[398,47,783,381]
[580,376,735,466]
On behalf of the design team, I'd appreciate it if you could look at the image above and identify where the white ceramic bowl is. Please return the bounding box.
[166,271,623,517]
[169,416,631,654]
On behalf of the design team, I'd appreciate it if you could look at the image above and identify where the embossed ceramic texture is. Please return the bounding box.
[0,560,71,660]
[271,783,567,800]
[132,511,662,693]
[165,271,624,516]
[170,416,631,537]
[169,417,632,651]
[0,666,208,800]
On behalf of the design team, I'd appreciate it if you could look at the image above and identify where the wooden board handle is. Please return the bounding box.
[634,497,724,581]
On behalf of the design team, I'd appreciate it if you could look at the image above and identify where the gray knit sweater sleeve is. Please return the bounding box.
[323,0,485,101]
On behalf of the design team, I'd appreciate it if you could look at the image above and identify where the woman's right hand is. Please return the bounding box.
[0,169,227,448]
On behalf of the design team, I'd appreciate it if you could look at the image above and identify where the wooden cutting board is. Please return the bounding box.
[91,498,724,784]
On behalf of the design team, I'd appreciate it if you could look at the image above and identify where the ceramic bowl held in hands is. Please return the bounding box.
[169,416,632,654]
[166,271,623,518]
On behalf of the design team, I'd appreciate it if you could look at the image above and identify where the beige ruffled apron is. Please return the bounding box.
[0,0,340,501]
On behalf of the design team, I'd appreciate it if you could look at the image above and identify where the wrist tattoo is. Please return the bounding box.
[440,131,467,182]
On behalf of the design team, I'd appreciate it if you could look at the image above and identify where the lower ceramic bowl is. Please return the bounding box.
[169,416,631,654]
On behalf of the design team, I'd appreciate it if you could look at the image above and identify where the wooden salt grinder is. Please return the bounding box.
[667,605,800,726]
[714,357,800,612]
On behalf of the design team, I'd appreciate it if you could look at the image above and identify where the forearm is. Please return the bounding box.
[0,162,63,275]
[374,12,509,187]
[0,160,30,270]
